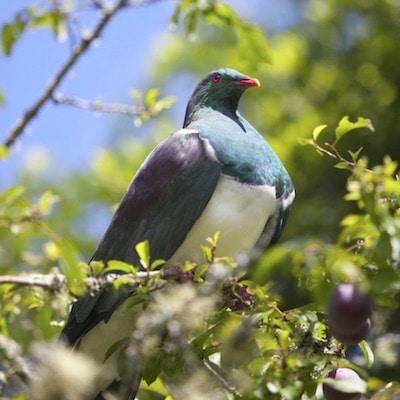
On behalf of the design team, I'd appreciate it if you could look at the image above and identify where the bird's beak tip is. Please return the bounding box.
[240,76,261,88]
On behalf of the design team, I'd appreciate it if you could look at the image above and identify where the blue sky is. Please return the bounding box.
[0,0,297,188]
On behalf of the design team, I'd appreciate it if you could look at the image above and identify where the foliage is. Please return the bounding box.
[1,0,399,399]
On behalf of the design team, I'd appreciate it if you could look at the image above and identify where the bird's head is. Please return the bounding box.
[183,68,260,127]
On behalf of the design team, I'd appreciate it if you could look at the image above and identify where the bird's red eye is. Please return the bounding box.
[212,73,221,83]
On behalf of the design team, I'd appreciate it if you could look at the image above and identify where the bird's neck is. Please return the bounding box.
[183,104,245,131]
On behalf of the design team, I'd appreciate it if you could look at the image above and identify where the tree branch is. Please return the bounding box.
[202,357,241,397]
[0,270,162,292]
[52,93,157,116]
[0,209,42,229]
[311,140,373,173]
[3,0,127,149]
[0,273,67,291]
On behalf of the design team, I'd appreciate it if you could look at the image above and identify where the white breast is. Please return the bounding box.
[168,174,278,266]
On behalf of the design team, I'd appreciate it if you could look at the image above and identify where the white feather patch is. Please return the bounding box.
[168,174,278,265]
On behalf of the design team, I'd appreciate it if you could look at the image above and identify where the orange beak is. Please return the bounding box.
[239,76,261,87]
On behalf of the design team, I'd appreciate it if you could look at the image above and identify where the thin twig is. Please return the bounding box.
[0,209,42,228]
[52,93,154,116]
[325,142,356,167]
[3,0,127,148]
[202,357,241,396]
[313,141,374,173]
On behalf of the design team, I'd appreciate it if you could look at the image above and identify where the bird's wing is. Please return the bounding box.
[253,186,295,256]
[268,204,292,246]
[61,129,222,344]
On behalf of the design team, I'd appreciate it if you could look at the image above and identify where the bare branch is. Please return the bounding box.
[0,273,67,291]
[3,0,127,149]
[202,357,241,396]
[52,93,155,116]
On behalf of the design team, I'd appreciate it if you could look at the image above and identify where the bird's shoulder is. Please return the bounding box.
[161,127,221,165]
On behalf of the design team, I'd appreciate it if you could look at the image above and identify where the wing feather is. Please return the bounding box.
[61,130,221,344]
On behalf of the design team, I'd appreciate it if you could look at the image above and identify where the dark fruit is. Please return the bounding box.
[327,283,372,344]
[328,318,371,346]
[323,368,362,400]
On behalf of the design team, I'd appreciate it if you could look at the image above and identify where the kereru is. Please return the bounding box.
[60,68,295,399]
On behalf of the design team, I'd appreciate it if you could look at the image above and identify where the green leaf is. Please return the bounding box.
[236,22,271,67]
[312,124,328,141]
[206,231,220,248]
[153,95,175,113]
[104,337,129,361]
[144,88,160,107]
[169,3,181,30]
[201,245,213,262]
[297,137,314,146]
[107,260,136,274]
[58,240,86,295]
[359,339,374,368]
[136,240,150,270]
[0,185,25,205]
[1,12,28,55]
[334,161,352,170]
[90,260,105,276]
[334,116,374,142]
[183,9,199,36]
[8,392,28,400]
[113,275,134,291]
[139,377,170,397]
[124,289,148,310]
[38,190,59,215]
[203,3,271,67]
[0,145,8,159]
[150,258,165,270]
[0,87,5,106]
[203,3,237,27]
[348,147,364,163]
[31,10,67,42]
[194,264,208,281]
[180,260,196,273]
[322,376,367,394]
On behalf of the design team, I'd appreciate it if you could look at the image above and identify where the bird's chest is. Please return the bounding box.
[167,174,278,266]
[194,117,280,187]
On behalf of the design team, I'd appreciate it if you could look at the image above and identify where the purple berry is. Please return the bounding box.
[327,283,372,344]
[328,318,371,345]
[323,368,362,400]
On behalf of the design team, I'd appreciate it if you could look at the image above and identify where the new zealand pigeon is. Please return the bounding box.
[60,68,295,399]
